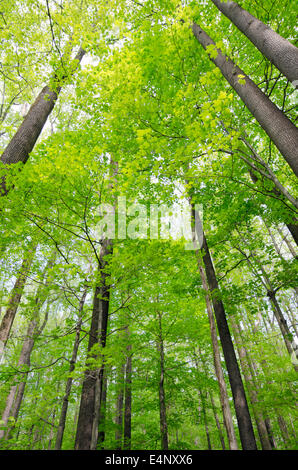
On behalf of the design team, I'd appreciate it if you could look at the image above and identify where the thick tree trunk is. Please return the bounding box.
[55,288,87,450]
[74,239,112,450]
[0,47,85,196]
[191,207,257,450]
[192,23,298,178]
[210,0,298,83]
[0,245,36,358]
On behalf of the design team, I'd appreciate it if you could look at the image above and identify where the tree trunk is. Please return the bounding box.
[97,370,108,449]
[123,332,132,450]
[199,389,212,450]
[156,311,168,450]
[192,23,298,178]
[230,315,272,450]
[190,205,257,450]
[55,288,88,450]
[209,392,226,450]
[74,239,112,450]
[0,244,37,358]
[195,250,238,449]
[0,47,85,196]
[210,0,298,83]
[115,363,125,450]
[0,303,48,440]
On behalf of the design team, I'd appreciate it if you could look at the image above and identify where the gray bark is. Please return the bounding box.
[0,47,85,196]
[210,0,298,83]
[192,23,298,178]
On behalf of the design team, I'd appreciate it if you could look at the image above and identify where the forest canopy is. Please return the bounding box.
[0,0,297,452]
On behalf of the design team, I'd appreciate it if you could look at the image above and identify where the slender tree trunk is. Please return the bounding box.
[0,47,85,196]
[97,370,108,449]
[123,339,132,450]
[209,392,226,450]
[199,388,212,450]
[276,226,297,255]
[115,363,125,450]
[156,310,168,450]
[247,170,298,249]
[210,0,298,83]
[250,253,297,367]
[192,23,298,177]
[47,407,57,450]
[0,245,36,358]
[190,205,257,450]
[55,288,88,450]
[230,315,272,450]
[0,304,48,439]
[277,414,291,448]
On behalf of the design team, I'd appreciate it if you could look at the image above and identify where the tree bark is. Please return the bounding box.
[190,206,257,450]
[97,369,108,449]
[192,23,298,178]
[123,330,132,450]
[156,310,168,450]
[199,389,212,450]
[195,251,238,449]
[230,315,272,450]
[209,392,226,450]
[74,239,112,450]
[210,0,298,83]
[0,244,37,358]
[0,47,85,196]
[115,363,125,450]
[0,301,48,440]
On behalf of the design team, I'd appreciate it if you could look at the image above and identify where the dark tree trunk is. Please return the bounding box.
[191,207,257,450]
[210,0,298,83]
[192,23,298,178]
[195,250,238,449]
